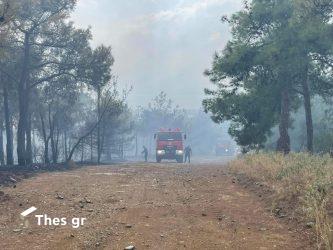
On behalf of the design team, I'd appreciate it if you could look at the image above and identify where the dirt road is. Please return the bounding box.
[0,162,312,250]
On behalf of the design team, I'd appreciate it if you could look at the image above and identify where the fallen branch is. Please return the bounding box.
[66,93,116,162]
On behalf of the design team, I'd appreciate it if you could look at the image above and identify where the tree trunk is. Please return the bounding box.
[64,131,68,161]
[32,129,37,163]
[135,134,138,158]
[40,113,50,164]
[90,133,93,162]
[17,81,27,166]
[26,84,34,165]
[121,138,124,159]
[3,81,14,165]
[17,32,31,166]
[0,125,5,166]
[277,88,291,154]
[51,127,57,163]
[302,68,313,153]
[26,112,32,165]
[81,141,84,163]
[55,128,59,162]
[99,123,106,162]
[48,106,58,164]
[97,86,101,164]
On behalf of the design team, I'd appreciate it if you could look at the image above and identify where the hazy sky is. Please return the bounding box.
[71,0,243,109]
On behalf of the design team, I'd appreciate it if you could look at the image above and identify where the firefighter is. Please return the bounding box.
[184,145,192,163]
[142,146,148,162]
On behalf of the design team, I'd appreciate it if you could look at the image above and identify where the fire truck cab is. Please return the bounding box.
[154,129,186,163]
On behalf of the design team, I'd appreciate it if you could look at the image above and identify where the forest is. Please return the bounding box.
[204,0,333,154]
[0,0,230,167]
[0,0,135,166]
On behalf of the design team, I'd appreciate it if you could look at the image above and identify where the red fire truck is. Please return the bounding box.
[154,129,186,163]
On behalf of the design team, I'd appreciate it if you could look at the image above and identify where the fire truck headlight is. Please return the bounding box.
[157,150,165,155]
[176,150,184,155]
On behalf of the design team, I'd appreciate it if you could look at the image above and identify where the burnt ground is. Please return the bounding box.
[0,162,314,250]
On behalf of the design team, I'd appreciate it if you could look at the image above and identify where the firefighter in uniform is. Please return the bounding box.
[184,145,192,163]
[142,146,148,162]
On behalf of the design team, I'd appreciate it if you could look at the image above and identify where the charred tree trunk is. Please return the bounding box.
[17,84,27,165]
[277,88,291,154]
[302,68,313,153]
[47,105,58,163]
[3,81,13,165]
[50,126,57,163]
[17,32,31,166]
[51,127,59,164]
[40,113,50,164]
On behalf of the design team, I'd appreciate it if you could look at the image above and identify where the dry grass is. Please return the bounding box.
[228,153,333,249]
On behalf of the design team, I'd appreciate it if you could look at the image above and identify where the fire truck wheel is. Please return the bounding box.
[176,157,183,163]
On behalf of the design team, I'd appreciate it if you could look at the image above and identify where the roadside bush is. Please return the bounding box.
[66,160,78,170]
[228,153,333,249]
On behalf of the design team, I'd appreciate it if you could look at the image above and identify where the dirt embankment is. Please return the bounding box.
[0,162,313,250]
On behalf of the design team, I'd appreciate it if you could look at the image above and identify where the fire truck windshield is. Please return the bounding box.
[157,132,182,141]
